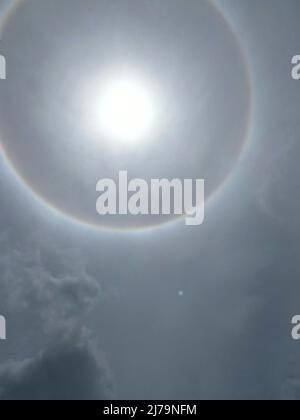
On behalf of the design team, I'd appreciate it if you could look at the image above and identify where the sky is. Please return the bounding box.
[0,0,300,400]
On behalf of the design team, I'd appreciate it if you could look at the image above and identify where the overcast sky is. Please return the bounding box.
[0,0,300,400]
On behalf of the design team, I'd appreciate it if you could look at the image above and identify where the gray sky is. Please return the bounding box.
[0,0,300,400]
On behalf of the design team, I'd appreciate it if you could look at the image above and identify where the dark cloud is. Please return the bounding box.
[0,332,113,400]
[0,229,114,400]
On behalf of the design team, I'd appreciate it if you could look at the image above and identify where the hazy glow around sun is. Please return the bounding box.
[99,78,156,143]
[83,74,159,146]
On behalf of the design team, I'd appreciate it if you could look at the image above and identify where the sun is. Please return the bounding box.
[81,72,160,148]
[96,77,157,145]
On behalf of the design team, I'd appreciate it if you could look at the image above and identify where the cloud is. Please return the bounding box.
[0,231,114,400]
[0,233,102,333]
[0,331,113,400]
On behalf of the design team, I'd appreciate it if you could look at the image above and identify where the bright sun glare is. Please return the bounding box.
[96,77,157,144]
